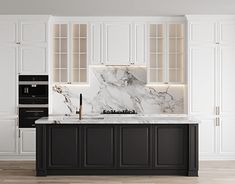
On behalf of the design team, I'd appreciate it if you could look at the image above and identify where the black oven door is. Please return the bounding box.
[19,84,48,104]
[19,107,48,128]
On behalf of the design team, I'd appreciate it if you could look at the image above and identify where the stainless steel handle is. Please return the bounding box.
[25,110,44,113]
[216,117,220,126]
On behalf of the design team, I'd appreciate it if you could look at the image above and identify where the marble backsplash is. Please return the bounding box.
[51,67,185,115]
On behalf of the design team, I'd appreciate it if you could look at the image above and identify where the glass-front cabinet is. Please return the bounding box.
[53,23,88,84]
[148,22,184,84]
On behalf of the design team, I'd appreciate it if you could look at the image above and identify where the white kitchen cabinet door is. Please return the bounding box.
[219,117,235,155]
[0,45,17,115]
[0,21,17,44]
[188,21,217,44]
[90,23,103,65]
[19,46,47,75]
[104,22,132,65]
[0,119,18,155]
[133,23,146,65]
[199,118,217,158]
[189,46,216,116]
[219,46,235,116]
[219,22,235,45]
[19,129,36,155]
[20,21,47,44]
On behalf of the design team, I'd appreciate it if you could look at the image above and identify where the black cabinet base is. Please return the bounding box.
[42,169,191,176]
[36,124,198,177]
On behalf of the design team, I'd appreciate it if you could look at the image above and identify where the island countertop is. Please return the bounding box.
[35,114,199,125]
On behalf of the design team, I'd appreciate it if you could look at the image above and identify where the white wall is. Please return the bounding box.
[0,0,235,16]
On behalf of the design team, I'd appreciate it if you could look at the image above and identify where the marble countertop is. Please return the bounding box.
[35,114,199,125]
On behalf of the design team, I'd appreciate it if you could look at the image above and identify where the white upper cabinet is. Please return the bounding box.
[188,21,217,44]
[148,22,185,84]
[133,23,147,65]
[52,22,88,84]
[219,22,235,45]
[19,20,49,75]
[0,21,17,44]
[104,22,132,65]
[90,22,103,65]
[20,21,47,44]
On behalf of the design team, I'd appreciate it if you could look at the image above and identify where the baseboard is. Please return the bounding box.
[0,155,35,160]
[200,154,235,160]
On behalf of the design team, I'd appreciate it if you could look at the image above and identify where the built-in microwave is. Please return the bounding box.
[19,75,48,104]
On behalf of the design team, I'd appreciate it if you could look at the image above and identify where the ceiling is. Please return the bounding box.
[0,0,234,16]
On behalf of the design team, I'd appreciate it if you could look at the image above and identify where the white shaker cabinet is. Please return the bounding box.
[19,129,36,155]
[133,23,147,65]
[187,15,235,160]
[90,22,103,65]
[19,21,48,75]
[0,120,18,155]
[103,22,132,65]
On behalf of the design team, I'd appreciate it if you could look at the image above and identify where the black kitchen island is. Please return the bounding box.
[36,116,198,176]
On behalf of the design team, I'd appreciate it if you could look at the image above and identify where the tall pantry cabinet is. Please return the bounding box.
[187,15,235,160]
[0,16,49,159]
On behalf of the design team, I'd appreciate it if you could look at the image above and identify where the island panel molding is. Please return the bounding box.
[36,123,198,176]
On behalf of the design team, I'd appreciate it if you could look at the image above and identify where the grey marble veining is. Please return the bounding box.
[52,67,185,115]
[36,115,199,125]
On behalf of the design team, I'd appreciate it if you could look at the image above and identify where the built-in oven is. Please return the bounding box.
[19,75,48,104]
[19,105,48,128]
[19,75,48,128]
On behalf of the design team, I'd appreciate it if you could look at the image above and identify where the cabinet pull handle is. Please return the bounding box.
[18,129,21,138]
[16,42,20,45]
[216,106,218,115]
[218,106,220,115]
[216,118,220,126]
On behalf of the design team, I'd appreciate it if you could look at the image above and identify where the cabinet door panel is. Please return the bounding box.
[104,23,132,65]
[220,46,235,115]
[199,119,216,156]
[83,126,114,168]
[220,117,235,154]
[20,22,47,43]
[219,22,235,45]
[0,21,17,44]
[0,46,17,115]
[0,119,17,155]
[189,46,216,115]
[133,23,146,65]
[20,46,47,75]
[90,23,103,65]
[119,126,150,168]
[48,126,79,168]
[20,129,36,154]
[189,22,216,44]
[154,125,187,169]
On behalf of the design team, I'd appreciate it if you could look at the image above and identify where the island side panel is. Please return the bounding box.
[188,124,199,176]
[36,125,47,176]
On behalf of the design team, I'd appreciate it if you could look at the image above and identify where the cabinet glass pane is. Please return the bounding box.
[80,24,87,37]
[149,24,164,83]
[168,23,184,83]
[80,69,87,82]
[71,24,87,83]
[53,24,68,83]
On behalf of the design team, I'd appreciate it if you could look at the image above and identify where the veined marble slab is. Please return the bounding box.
[36,115,199,125]
[52,67,185,115]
